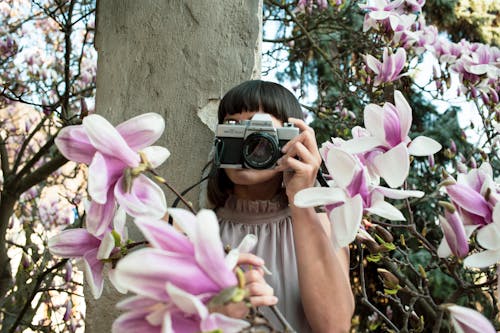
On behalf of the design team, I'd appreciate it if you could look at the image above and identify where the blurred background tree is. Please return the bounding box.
[0,1,96,332]
[263,0,498,331]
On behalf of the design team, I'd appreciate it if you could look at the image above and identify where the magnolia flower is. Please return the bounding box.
[463,204,500,268]
[446,304,496,333]
[48,208,128,299]
[359,0,405,32]
[112,209,249,333]
[55,113,170,234]
[337,90,442,188]
[365,47,407,86]
[443,163,498,227]
[294,147,424,248]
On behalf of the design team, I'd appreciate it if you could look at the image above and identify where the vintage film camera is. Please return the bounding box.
[214,113,299,169]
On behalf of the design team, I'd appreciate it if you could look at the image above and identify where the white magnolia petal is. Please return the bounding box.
[82,249,104,299]
[407,136,442,156]
[294,187,346,208]
[224,249,240,270]
[97,232,115,260]
[366,200,405,221]
[464,249,500,268]
[237,234,258,253]
[447,304,497,333]
[338,136,383,155]
[167,208,197,238]
[476,205,500,249]
[437,238,453,258]
[374,186,425,199]
[372,143,409,188]
[328,147,359,188]
[113,206,127,239]
[365,54,381,74]
[394,90,412,138]
[329,195,363,249]
[141,146,170,168]
[83,114,140,167]
[108,268,128,294]
[166,283,208,318]
[364,104,387,144]
[116,113,165,151]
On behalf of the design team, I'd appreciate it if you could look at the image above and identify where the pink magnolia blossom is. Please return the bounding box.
[436,205,471,258]
[365,47,408,86]
[112,209,249,333]
[359,0,405,32]
[336,91,441,188]
[48,208,128,299]
[446,304,496,333]
[55,113,169,235]
[294,146,424,248]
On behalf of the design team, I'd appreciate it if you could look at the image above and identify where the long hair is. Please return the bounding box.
[206,80,304,208]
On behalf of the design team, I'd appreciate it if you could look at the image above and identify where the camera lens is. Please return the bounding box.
[242,132,280,169]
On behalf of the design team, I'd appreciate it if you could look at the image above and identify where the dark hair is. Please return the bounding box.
[206,80,304,208]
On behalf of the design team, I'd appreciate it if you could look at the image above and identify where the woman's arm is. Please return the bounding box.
[277,118,355,333]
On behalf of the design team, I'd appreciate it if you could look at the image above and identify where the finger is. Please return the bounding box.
[249,295,279,307]
[283,141,318,166]
[280,155,316,179]
[282,127,319,158]
[245,269,265,284]
[247,281,273,297]
[237,253,265,267]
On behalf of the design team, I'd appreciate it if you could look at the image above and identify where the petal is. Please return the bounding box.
[338,136,384,155]
[193,210,237,288]
[141,146,170,168]
[48,228,100,258]
[201,313,250,333]
[113,248,218,301]
[381,103,402,147]
[133,217,194,254]
[407,136,442,156]
[327,147,358,189]
[166,283,208,318]
[116,295,159,310]
[167,208,197,237]
[329,194,363,249]
[88,152,125,204]
[392,49,406,80]
[237,234,258,253]
[476,205,500,249]
[366,200,405,221]
[55,125,96,164]
[393,90,412,138]
[437,238,453,258]
[83,114,140,167]
[83,248,105,299]
[374,186,424,199]
[364,104,387,144]
[116,113,165,151]
[108,268,128,294]
[439,214,469,258]
[112,309,160,333]
[372,143,409,188]
[113,206,128,239]
[447,304,496,333]
[97,232,116,260]
[86,196,116,237]
[463,249,500,268]
[365,54,381,74]
[294,187,346,207]
[114,174,167,219]
[446,183,492,220]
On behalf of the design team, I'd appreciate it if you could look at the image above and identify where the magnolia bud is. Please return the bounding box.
[489,88,499,104]
[481,91,490,105]
[470,86,479,99]
[374,225,393,243]
[449,139,457,154]
[428,154,435,168]
[469,157,477,169]
[64,300,72,321]
[377,268,400,290]
[456,161,468,173]
[65,261,73,283]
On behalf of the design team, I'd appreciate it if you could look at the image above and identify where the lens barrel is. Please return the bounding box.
[242,132,280,169]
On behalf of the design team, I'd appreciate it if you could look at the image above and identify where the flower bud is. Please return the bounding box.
[489,87,499,104]
[374,225,393,243]
[377,268,400,290]
[428,155,435,168]
[469,157,477,169]
[449,139,457,154]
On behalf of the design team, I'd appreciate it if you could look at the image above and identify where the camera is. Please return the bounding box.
[214,113,299,169]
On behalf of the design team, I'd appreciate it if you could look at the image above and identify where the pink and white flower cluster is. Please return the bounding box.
[294,90,441,248]
[437,163,500,268]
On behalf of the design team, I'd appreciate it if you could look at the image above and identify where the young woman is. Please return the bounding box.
[207,80,354,333]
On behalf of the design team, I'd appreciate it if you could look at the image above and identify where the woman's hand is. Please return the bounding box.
[209,253,277,319]
[275,117,322,202]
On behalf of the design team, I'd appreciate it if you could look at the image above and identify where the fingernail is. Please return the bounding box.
[262,265,272,275]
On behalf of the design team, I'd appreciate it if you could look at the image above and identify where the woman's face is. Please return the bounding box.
[222,111,284,187]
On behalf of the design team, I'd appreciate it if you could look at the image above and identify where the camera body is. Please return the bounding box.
[214,113,299,169]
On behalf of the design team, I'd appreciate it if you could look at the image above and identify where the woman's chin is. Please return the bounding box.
[225,168,281,186]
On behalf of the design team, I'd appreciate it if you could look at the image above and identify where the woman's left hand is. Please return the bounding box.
[275,117,322,202]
